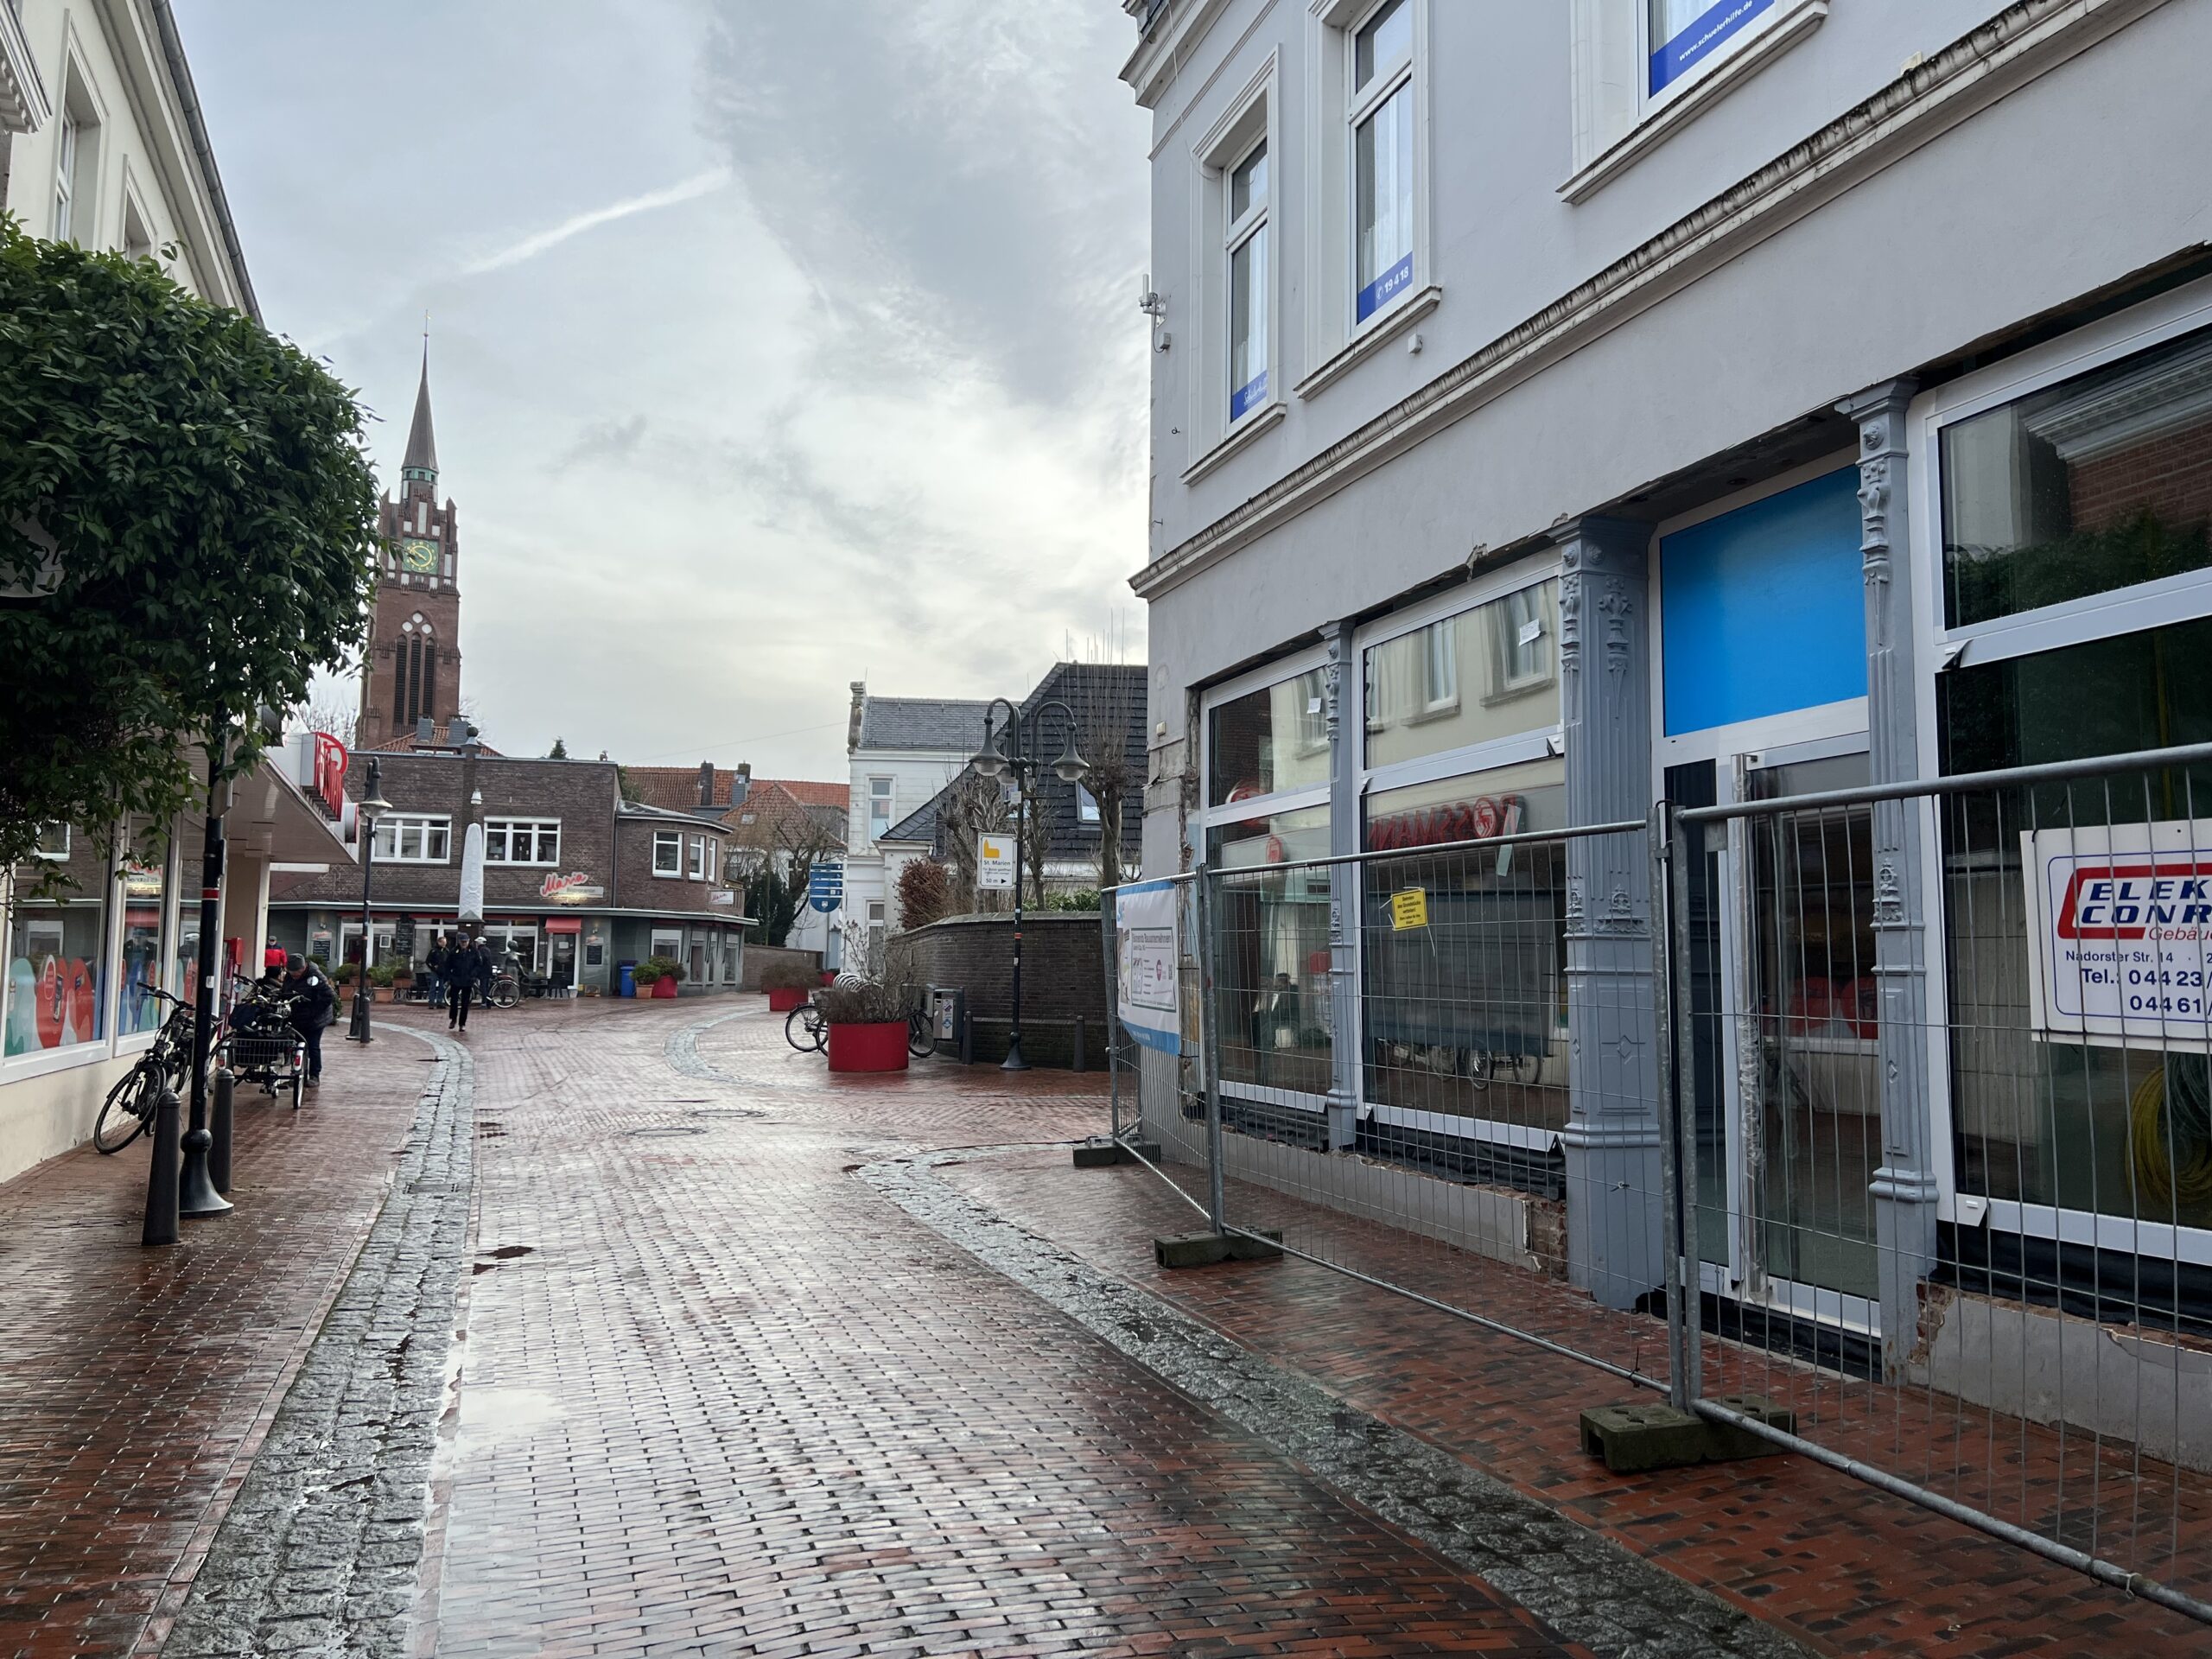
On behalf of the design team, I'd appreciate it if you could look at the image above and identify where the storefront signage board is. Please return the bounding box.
[977,835,1015,892]
[1115,879,1181,1055]
[2022,817,2212,1050]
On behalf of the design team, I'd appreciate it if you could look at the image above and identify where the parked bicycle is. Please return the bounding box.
[785,997,827,1054]
[906,1003,934,1059]
[488,972,522,1009]
[92,986,194,1154]
[217,981,308,1109]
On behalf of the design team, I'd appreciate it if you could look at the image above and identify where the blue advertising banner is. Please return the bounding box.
[1357,253,1413,324]
[1649,0,1773,94]
[807,861,844,913]
[1230,368,1269,423]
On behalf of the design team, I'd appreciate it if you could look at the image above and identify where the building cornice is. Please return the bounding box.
[1121,0,1232,109]
[0,0,52,133]
[1128,0,2175,605]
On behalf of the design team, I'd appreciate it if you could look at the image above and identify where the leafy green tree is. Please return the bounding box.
[0,217,381,868]
[548,736,569,760]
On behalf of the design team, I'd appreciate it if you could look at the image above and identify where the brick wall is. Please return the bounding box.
[2068,415,2212,534]
[892,912,1107,1069]
[613,818,728,915]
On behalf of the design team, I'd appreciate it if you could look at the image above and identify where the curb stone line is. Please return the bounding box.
[864,1147,1817,1659]
[160,1027,475,1659]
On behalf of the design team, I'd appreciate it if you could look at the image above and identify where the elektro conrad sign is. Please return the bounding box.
[2024,820,2212,1049]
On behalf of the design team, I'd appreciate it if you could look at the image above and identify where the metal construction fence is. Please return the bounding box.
[1097,741,2212,1626]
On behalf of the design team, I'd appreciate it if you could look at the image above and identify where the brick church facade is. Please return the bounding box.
[356,352,463,751]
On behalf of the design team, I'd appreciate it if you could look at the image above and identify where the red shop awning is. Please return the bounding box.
[544,917,583,934]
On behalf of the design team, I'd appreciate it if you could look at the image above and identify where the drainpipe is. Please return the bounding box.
[149,1,260,322]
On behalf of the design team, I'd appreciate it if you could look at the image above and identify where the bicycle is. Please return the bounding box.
[906,1004,934,1059]
[93,986,194,1154]
[785,998,827,1054]
[488,973,521,1009]
[217,982,308,1110]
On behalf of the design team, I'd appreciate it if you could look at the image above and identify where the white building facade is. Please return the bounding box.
[1125,0,2212,1385]
[836,684,990,969]
[0,1,342,1182]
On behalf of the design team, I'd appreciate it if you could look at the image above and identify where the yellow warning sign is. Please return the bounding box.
[1389,887,1428,931]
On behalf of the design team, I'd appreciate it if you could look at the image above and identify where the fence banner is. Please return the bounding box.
[2023,817,2212,1049]
[1115,878,1181,1055]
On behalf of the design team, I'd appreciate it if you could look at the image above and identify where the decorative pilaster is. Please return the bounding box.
[1838,379,1939,1379]
[1554,517,1664,1309]
[1321,620,1359,1151]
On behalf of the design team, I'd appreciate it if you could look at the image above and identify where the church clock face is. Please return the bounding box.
[399,537,438,575]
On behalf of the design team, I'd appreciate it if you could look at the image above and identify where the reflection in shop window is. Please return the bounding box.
[1940,615,2212,1235]
[1359,760,1568,1173]
[1941,324,2212,630]
[1365,580,1559,770]
[117,819,168,1038]
[1207,805,1332,1101]
[1207,669,1330,805]
[4,825,111,1058]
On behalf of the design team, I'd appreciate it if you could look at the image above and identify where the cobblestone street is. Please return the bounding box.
[6,996,2203,1656]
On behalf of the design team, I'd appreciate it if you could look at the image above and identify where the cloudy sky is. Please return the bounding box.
[173,0,1153,783]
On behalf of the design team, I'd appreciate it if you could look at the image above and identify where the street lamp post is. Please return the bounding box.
[972,696,1089,1072]
[178,726,233,1219]
[346,758,392,1045]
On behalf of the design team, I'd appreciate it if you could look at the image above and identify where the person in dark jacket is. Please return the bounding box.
[448,934,491,1032]
[423,935,449,1007]
[282,953,337,1086]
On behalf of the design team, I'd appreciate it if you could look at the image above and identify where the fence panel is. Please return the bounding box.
[1672,743,2212,1624]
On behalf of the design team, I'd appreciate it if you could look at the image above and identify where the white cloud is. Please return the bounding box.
[459,167,734,277]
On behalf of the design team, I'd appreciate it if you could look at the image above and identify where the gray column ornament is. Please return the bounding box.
[1838,378,1939,1378]
[1321,620,1359,1151]
[1554,515,1664,1309]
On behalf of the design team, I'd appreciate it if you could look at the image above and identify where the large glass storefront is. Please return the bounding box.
[4,827,112,1059]
[1206,803,1332,1100]
[1933,313,2212,1241]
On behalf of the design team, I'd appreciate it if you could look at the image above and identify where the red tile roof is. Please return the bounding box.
[755,778,848,810]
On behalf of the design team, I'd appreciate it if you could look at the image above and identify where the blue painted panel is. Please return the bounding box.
[1660,467,1866,735]
[1650,0,1775,94]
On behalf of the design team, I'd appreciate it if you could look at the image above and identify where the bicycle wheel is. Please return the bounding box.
[907,1012,933,1059]
[491,977,520,1009]
[93,1065,159,1154]
[785,1005,817,1052]
[289,1065,304,1111]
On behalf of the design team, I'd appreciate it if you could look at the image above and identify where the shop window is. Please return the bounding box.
[484,817,560,866]
[5,825,112,1059]
[1207,667,1330,806]
[1359,759,1569,1147]
[117,820,168,1039]
[1938,616,2212,1235]
[1941,325,2212,631]
[652,830,683,877]
[1205,804,1332,1101]
[1366,580,1560,769]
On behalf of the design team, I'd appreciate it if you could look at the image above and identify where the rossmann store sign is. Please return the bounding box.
[2024,820,2212,1047]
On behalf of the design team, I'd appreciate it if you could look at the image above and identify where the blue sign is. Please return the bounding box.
[1649,0,1772,95]
[1230,368,1269,423]
[1356,253,1413,324]
[807,861,844,914]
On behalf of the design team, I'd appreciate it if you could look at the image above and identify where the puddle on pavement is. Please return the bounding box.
[454,1386,563,1452]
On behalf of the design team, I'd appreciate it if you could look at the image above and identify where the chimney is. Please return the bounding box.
[697,761,715,807]
[446,715,468,747]
[848,681,867,754]
[732,762,752,807]
[416,715,435,745]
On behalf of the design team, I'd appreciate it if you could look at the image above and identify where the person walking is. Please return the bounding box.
[448,934,485,1032]
[282,953,337,1088]
[423,933,449,1007]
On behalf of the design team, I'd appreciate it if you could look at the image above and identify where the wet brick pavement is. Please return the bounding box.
[424,1001,1599,1658]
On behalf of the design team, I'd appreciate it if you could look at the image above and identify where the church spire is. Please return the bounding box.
[402,334,438,483]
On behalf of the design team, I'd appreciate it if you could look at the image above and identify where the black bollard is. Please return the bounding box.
[959,1007,974,1065]
[210,1068,234,1195]
[142,1087,181,1247]
[1072,1015,1086,1074]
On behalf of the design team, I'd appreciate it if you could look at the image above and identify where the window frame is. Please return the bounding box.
[2,821,126,1078]
[1224,131,1273,429]
[1196,640,1336,836]
[688,835,707,881]
[651,928,683,962]
[1182,52,1281,478]
[482,817,562,868]
[1908,270,2212,1266]
[1346,0,1415,330]
[371,813,453,866]
[651,830,683,879]
[868,777,894,842]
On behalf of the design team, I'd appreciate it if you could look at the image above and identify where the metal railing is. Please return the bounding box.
[1094,742,2212,1625]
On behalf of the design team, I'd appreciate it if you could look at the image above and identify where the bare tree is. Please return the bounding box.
[938,772,1012,915]
[1077,674,1140,891]
[296,686,358,750]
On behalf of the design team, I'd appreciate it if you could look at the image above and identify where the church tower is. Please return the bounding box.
[358,348,464,749]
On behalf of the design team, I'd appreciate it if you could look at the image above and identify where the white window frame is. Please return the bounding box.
[1907,270,2212,1268]
[1194,640,1335,839]
[1224,132,1273,430]
[52,104,79,243]
[1562,0,1828,202]
[688,835,707,881]
[1345,0,1415,329]
[650,928,683,962]
[483,817,561,867]
[372,814,453,865]
[1298,0,1436,398]
[868,777,894,842]
[1077,785,1103,826]
[1181,54,1282,484]
[652,830,683,879]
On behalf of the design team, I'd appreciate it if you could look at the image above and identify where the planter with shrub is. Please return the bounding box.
[817,981,910,1072]
[631,963,660,998]
[760,957,816,1013]
[368,962,400,1002]
[644,956,684,1000]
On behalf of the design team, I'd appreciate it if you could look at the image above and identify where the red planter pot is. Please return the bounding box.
[652,976,680,999]
[766,986,807,1013]
[826,1020,909,1073]
[819,969,836,987]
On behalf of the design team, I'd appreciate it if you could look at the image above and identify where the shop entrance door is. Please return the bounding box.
[548,931,576,989]
[1669,732,1880,1334]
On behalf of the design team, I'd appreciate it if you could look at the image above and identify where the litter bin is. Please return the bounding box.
[618,960,637,999]
[931,987,965,1046]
